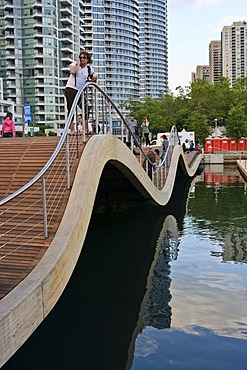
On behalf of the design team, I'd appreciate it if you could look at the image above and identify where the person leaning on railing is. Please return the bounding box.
[64,50,97,135]
[142,148,160,179]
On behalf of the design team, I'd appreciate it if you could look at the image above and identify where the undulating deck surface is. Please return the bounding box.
[0,134,204,368]
[0,136,200,300]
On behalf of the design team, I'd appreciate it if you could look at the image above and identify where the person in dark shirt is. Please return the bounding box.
[142,149,160,179]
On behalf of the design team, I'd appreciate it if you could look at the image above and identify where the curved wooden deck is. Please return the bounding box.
[0,135,203,367]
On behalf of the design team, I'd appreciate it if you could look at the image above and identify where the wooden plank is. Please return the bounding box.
[0,136,80,299]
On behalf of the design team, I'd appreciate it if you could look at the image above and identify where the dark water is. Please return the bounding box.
[3,165,247,370]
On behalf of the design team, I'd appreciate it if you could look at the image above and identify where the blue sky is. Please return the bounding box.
[168,0,247,93]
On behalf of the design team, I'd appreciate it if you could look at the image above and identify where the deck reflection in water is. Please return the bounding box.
[3,173,190,370]
[5,165,247,370]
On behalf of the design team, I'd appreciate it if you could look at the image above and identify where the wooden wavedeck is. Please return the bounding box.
[0,135,203,367]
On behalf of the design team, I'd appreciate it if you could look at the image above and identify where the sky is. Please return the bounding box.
[168,0,247,93]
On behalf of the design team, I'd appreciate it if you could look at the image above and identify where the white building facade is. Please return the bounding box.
[209,40,221,84]
[222,21,247,86]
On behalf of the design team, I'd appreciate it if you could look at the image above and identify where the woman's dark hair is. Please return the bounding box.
[6,111,12,119]
[78,51,92,64]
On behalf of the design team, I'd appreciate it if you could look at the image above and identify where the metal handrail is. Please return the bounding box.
[0,82,182,268]
[1,84,181,209]
[156,125,179,170]
[0,82,180,225]
[0,82,153,206]
[70,82,180,182]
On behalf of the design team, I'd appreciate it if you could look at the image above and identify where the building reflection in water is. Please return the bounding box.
[143,215,179,329]
[126,215,180,369]
[204,165,247,264]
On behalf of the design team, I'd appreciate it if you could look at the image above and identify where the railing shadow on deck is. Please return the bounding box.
[0,82,204,368]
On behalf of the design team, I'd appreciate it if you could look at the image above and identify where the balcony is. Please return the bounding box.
[59,27,73,35]
[60,6,72,16]
[60,17,72,26]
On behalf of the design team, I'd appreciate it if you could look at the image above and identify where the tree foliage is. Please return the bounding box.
[225,104,247,138]
[124,77,247,142]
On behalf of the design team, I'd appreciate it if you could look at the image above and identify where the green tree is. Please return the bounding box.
[189,78,233,128]
[225,104,247,138]
[123,76,247,141]
[189,110,211,142]
[233,77,247,113]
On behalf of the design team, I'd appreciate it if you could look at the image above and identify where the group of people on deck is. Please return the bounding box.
[127,114,151,147]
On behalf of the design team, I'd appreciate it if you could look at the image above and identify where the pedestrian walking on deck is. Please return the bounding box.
[160,134,169,167]
[127,114,138,146]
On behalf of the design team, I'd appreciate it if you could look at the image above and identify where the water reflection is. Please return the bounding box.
[3,202,184,370]
[126,215,180,369]
[142,215,179,330]
[190,164,247,264]
[3,165,247,370]
[132,165,247,370]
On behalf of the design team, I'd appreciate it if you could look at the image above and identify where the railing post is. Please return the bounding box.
[131,136,134,152]
[94,88,100,134]
[108,105,112,134]
[82,90,86,136]
[101,96,106,134]
[66,135,71,189]
[145,158,148,176]
[42,177,48,238]
[75,106,79,158]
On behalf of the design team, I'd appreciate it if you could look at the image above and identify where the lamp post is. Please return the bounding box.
[18,72,32,137]
[19,73,25,136]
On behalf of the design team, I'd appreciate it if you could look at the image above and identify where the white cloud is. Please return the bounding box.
[212,15,247,34]
[194,0,225,6]
[134,334,159,358]
[167,0,190,8]
[168,0,225,7]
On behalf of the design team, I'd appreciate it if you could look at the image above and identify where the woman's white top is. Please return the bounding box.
[66,62,95,90]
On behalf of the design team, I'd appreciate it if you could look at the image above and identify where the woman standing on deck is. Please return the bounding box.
[64,51,97,135]
[141,116,150,146]
[2,112,15,138]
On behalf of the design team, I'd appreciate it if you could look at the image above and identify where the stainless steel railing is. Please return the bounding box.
[70,82,179,185]
[0,82,179,261]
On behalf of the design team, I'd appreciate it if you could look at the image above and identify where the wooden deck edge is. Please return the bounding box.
[0,135,204,367]
[237,159,247,181]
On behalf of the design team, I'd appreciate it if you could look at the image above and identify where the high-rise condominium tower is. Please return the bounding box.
[82,0,140,108]
[0,0,82,127]
[209,40,221,84]
[0,0,168,127]
[192,65,210,81]
[221,21,247,86]
[139,0,168,98]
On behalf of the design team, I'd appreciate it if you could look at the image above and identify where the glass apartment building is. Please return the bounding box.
[83,0,140,109]
[0,0,168,128]
[139,0,168,98]
[0,0,83,128]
